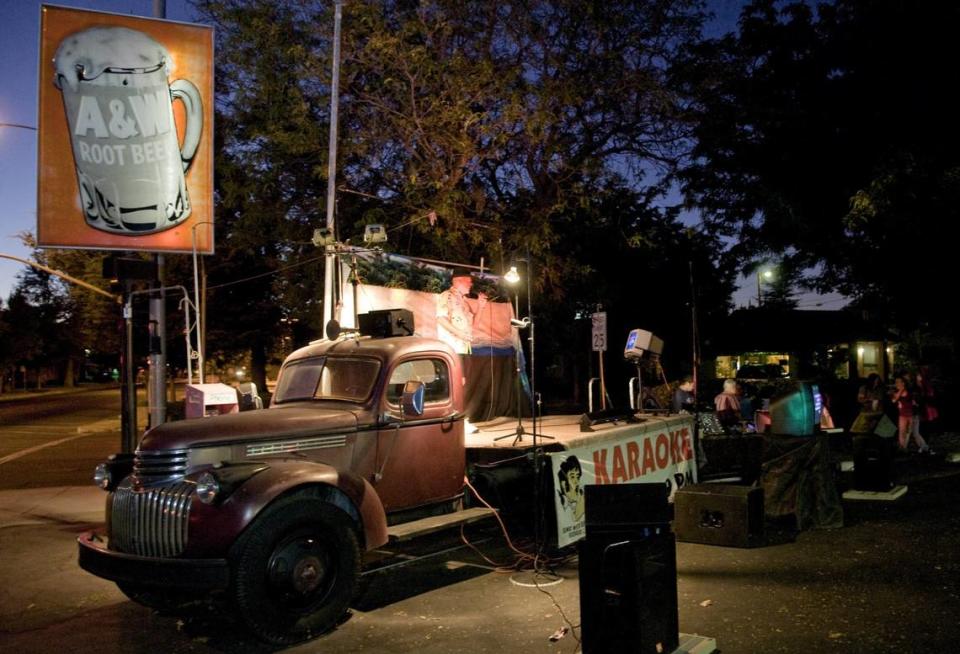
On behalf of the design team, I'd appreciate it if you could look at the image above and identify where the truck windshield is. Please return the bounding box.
[274,356,381,403]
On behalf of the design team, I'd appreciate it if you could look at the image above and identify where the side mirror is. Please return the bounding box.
[401,380,425,418]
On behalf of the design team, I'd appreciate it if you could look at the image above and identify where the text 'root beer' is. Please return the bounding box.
[54,26,202,235]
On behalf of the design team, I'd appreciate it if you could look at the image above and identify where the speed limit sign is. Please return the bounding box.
[591,312,607,352]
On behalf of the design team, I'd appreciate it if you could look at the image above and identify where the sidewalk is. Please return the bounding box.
[3,461,960,652]
[0,485,105,529]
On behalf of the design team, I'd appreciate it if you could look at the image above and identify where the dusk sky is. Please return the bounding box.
[0,0,846,310]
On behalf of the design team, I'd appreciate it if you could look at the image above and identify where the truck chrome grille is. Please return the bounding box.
[109,483,193,557]
[133,449,189,485]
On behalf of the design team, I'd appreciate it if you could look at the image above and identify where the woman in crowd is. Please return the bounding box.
[891,375,932,454]
[714,378,743,428]
[915,366,939,442]
[857,373,885,412]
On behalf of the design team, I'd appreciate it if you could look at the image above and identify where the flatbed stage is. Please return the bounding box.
[468,412,694,452]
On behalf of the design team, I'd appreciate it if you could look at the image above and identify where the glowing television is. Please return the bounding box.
[769,382,823,436]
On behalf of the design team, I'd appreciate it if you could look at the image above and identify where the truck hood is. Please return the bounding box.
[138,404,363,451]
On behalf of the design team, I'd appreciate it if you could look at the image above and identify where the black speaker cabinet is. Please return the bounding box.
[853,435,896,491]
[674,484,764,548]
[358,309,414,338]
[579,484,679,654]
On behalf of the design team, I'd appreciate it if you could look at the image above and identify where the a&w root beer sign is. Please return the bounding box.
[37,5,213,253]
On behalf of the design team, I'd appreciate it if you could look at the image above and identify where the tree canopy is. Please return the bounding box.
[677,0,960,338]
[193,0,731,393]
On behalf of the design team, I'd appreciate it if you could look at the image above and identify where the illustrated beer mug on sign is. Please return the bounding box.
[53,26,202,234]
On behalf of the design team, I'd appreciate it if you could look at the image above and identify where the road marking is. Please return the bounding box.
[0,433,94,466]
[0,429,63,435]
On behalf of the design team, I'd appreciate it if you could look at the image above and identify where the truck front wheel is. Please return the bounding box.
[230,496,361,644]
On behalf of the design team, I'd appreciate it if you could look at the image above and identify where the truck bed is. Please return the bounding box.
[468,413,693,452]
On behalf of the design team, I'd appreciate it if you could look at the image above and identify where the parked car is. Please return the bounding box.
[735,363,787,380]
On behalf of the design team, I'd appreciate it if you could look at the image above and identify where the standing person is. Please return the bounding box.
[672,376,696,413]
[891,375,931,454]
[857,373,885,412]
[436,272,486,354]
[915,366,940,444]
[714,378,742,428]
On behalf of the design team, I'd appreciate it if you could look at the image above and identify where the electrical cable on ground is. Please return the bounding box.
[532,552,582,652]
[461,475,582,653]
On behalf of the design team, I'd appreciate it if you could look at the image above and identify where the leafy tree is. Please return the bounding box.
[191,0,738,405]
[5,261,75,388]
[193,0,712,357]
[676,0,960,341]
[193,0,334,390]
[1,237,123,389]
[527,182,735,404]
[341,0,707,299]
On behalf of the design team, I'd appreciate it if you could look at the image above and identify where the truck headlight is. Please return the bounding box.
[93,463,111,490]
[196,471,221,504]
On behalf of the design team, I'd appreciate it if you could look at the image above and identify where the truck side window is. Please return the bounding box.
[387,359,449,405]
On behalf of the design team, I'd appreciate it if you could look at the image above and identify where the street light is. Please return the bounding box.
[191,221,214,383]
[495,263,528,445]
[757,268,774,307]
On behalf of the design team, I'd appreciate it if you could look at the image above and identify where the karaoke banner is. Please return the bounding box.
[550,417,698,547]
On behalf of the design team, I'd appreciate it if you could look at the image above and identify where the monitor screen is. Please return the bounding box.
[769,382,820,436]
[810,383,824,426]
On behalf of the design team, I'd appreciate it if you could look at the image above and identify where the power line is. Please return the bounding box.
[205,254,327,291]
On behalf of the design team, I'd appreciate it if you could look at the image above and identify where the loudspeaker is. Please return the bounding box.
[584,481,674,530]
[358,309,414,338]
[579,484,679,654]
[853,435,896,491]
[850,412,897,438]
[674,484,764,548]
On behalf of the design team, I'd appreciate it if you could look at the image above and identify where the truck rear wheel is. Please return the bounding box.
[230,496,361,644]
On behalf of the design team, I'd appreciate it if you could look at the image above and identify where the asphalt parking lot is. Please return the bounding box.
[2,435,959,654]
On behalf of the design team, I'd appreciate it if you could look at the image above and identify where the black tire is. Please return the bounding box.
[116,582,200,613]
[230,496,361,645]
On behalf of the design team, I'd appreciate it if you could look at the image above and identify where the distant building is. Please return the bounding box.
[706,309,896,381]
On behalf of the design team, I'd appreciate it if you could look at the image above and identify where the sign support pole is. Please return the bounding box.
[144,0,168,431]
[122,279,137,453]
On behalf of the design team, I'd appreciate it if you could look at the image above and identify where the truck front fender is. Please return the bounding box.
[185,460,388,556]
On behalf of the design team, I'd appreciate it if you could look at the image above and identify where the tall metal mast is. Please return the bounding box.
[322,0,343,331]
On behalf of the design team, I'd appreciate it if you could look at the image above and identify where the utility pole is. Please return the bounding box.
[122,279,137,453]
[147,0,168,428]
[322,0,343,329]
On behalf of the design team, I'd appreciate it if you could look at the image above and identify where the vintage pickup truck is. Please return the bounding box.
[78,329,484,644]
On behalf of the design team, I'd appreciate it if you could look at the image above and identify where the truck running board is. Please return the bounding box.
[386,507,498,542]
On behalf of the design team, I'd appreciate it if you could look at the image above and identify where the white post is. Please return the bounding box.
[191,224,209,384]
[322,0,343,330]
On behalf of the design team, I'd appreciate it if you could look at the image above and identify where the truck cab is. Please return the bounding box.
[78,333,467,644]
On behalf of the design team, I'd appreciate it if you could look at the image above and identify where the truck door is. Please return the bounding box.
[371,356,465,511]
